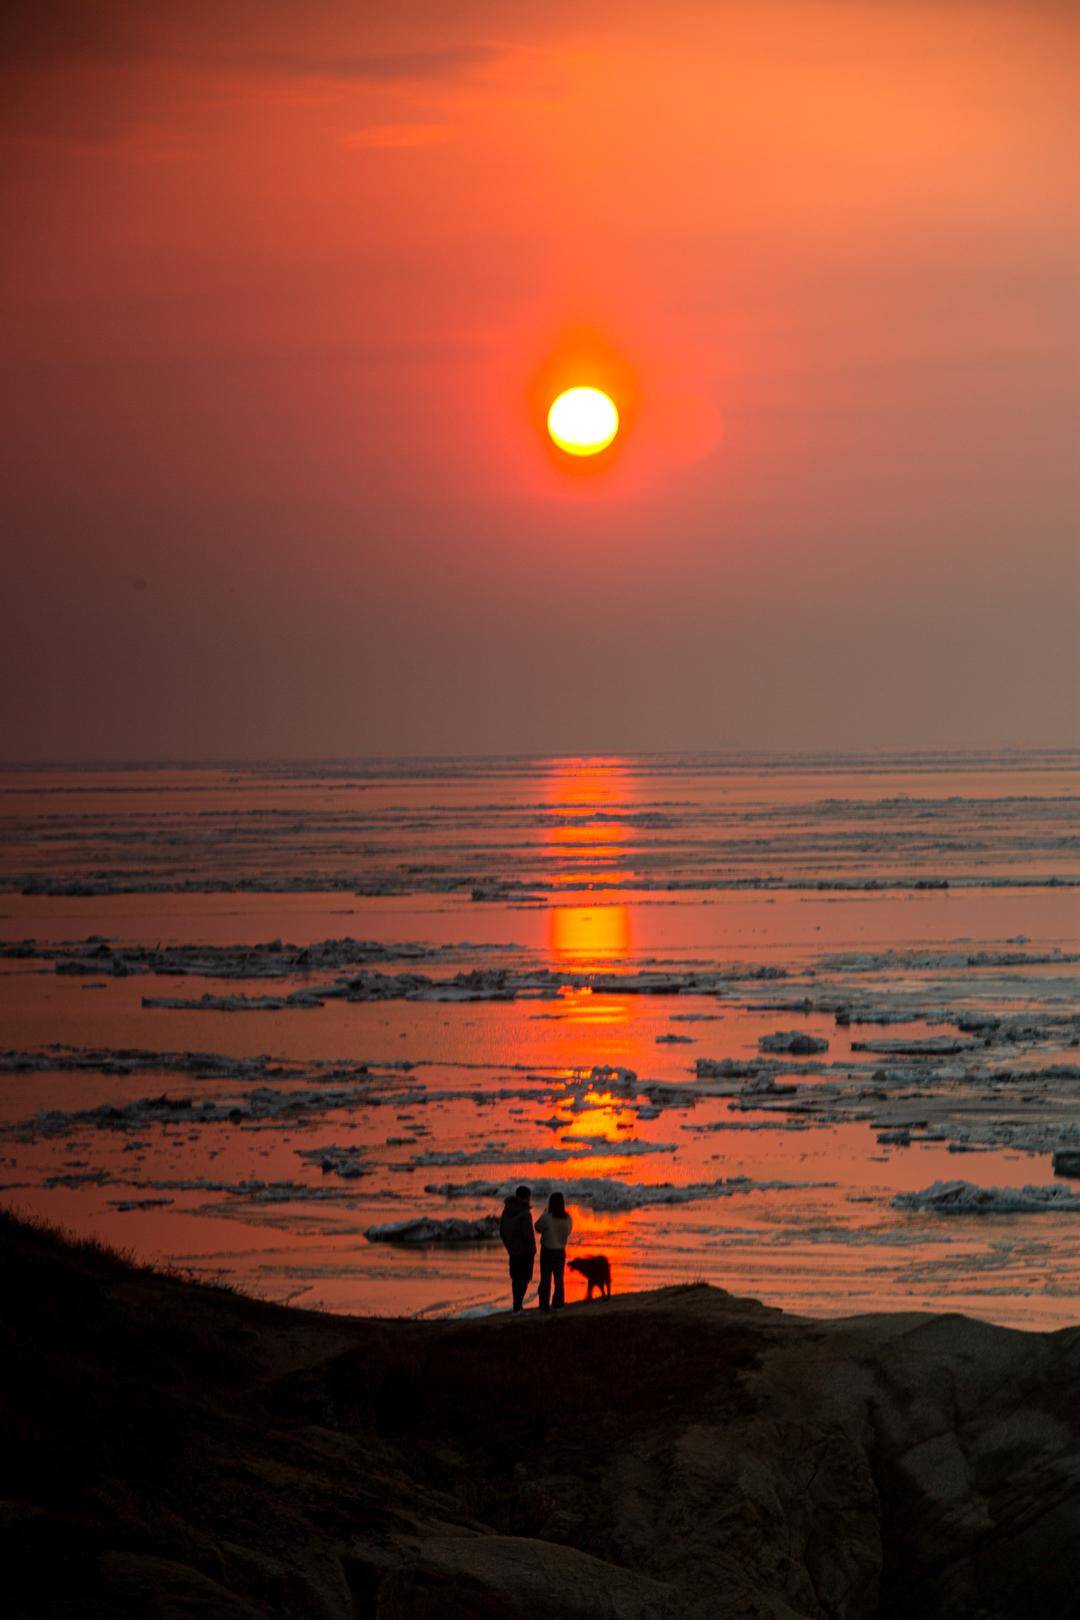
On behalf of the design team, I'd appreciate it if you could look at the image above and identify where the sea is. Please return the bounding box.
[1,750,1078,1326]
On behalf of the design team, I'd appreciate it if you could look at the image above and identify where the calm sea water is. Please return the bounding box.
[1,752,1078,1324]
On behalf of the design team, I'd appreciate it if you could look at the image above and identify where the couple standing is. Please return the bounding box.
[499,1185,572,1313]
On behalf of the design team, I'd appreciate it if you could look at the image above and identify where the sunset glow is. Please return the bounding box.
[546,388,620,457]
[2,5,1079,1603]
[1,2,1075,756]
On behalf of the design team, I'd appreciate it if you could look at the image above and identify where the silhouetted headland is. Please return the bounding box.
[2,1208,1078,1619]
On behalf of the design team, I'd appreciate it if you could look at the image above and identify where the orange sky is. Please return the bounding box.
[2,0,1077,757]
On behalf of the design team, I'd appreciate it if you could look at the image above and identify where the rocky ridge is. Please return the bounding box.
[1,1210,1078,1618]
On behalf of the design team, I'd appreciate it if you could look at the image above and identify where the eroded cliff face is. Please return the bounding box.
[2,1211,1078,1620]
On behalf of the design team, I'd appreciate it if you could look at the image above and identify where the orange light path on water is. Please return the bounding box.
[540,758,641,1152]
[545,756,634,982]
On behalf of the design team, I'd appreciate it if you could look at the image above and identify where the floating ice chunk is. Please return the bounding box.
[44,935,450,981]
[819,947,1079,973]
[296,1145,368,1178]
[409,1144,581,1168]
[696,1058,762,1079]
[738,1074,799,1098]
[43,1169,111,1188]
[681,1120,810,1133]
[852,1037,976,1057]
[759,1032,829,1055]
[0,1046,311,1081]
[558,1136,677,1157]
[12,1078,403,1140]
[131,1176,366,1203]
[424,1174,822,1212]
[583,1065,639,1091]
[239,1181,367,1203]
[143,990,325,1012]
[406,1135,674,1168]
[893,1180,1080,1215]
[364,1216,500,1245]
[16,871,1080,899]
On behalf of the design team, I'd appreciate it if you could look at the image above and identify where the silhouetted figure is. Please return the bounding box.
[499,1184,536,1312]
[569,1255,612,1299]
[534,1190,572,1312]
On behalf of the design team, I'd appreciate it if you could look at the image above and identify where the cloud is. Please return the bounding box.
[344,123,456,150]
[0,5,501,80]
[0,6,498,148]
[253,46,499,82]
[0,2,132,69]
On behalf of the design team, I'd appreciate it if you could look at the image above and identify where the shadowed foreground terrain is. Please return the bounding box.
[2,1212,1079,1619]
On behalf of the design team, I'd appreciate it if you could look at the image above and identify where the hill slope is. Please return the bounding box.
[1,1210,1078,1619]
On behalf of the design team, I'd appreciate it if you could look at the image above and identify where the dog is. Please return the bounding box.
[568,1255,611,1300]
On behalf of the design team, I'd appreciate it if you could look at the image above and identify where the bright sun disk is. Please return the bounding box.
[547,387,619,457]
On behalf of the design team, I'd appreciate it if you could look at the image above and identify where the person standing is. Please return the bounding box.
[534,1190,572,1313]
[499,1184,536,1313]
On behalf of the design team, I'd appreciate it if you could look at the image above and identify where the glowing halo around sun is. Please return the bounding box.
[546,386,619,457]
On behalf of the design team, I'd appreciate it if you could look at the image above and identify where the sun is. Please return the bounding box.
[547,386,619,457]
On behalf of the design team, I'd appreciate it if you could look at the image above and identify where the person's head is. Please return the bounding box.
[548,1191,566,1218]
[516,1184,531,1205]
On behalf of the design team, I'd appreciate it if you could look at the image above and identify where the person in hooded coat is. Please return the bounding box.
[499,1184,536,1312]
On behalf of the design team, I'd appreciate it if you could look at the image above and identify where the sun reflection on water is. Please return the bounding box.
[549,903,631,961]
[545,757,634,980]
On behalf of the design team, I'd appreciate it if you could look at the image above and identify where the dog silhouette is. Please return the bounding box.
[568,1255,611,1299]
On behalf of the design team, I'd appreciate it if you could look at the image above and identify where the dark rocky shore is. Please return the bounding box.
[2,1211,1078,1619]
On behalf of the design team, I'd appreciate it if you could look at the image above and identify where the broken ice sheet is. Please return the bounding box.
[3,751,1078,1325]
[893,1181,1080,1215]
[422,1174,830,1213]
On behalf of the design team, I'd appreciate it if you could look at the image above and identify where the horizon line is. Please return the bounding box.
[1,744,1077,773]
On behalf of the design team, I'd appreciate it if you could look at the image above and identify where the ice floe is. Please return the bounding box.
[423,1174,824,1212]
[404,1137,677,1169]
[296,1145,369,1178]
[759,1032,829,1055]
[851,1037,978,1057]
[21,935,456,978]
[13,1081,409,1139]
[893,1181,1080,1215]
[696,1059,771,1079]
[364,1216,500,1245]
[143,991,325,1012]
